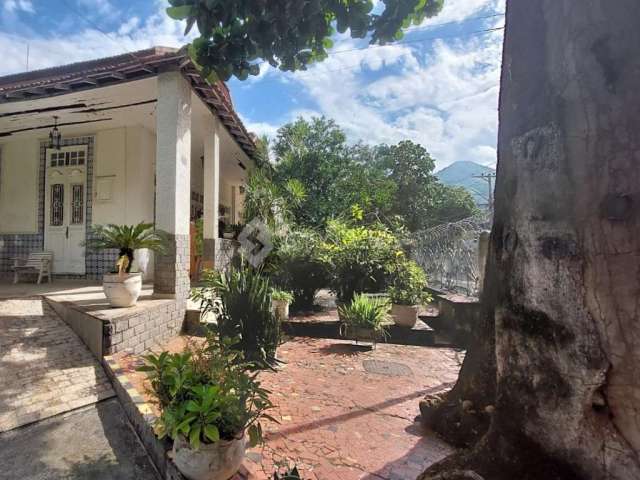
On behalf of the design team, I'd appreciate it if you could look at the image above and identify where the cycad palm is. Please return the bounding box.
[85,223,166,273]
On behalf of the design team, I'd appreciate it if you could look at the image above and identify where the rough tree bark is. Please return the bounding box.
[421,1,640,479]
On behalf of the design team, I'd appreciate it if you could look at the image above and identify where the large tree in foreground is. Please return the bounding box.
[422,1,640,479]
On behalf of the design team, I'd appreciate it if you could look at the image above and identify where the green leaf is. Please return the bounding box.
[204,425,220,442]
[185,400,200,413]
[166,5,193,20]
[189,425,202,449]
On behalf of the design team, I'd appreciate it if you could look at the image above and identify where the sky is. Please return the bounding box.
[0,0,505,170]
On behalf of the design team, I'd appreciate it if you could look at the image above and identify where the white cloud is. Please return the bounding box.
[3,0,34,14]
[77,0,114,16]
[240,0,504,169]
[0,3,193,76]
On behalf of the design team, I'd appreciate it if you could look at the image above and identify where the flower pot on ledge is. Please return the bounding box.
[172,433,246,480]
[103,272,142,307]
[391,304,419,328]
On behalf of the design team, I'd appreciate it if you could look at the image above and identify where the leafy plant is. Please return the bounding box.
[338,294,389,337]
[271,289,294,303]
[387,259,432,306]
[322,220,402,303]
[85,222,167,273]
[139,334,274,449]
[271,228,330,310]
[193,264,280,367]
[166,0,443,81]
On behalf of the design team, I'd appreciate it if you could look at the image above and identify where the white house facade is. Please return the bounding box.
[0,47,255,299]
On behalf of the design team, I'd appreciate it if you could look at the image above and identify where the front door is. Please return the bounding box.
[44,146,87,275]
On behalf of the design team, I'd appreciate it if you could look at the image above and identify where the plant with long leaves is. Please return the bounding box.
[338,293,390,338]
[193,264,281,368]
[84,222,167,273]
[166,0,443,81]
[139,334,275,449]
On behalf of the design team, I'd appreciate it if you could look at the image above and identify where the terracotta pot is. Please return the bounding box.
[272,299,290,320]
[103,272,142,308]
[391,304,419,328]
[172,434,245,480]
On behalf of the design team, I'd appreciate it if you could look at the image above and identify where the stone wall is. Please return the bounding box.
[102,298,186,355]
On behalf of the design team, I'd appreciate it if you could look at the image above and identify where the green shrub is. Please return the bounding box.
[387,259,432,306]
[138,335,273,449]
[271,289,294,303]
[272,229,330,310]
[338,293,389,336]
[322,220,402,303]
[193,265,280,367]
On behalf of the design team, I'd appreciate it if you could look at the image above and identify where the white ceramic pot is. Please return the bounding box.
[391,304,419,328]
[103,273,143,308]
[272,299,290,320]
[172,434,245,480]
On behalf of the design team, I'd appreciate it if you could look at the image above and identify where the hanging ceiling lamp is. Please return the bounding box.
[49,116,62,150]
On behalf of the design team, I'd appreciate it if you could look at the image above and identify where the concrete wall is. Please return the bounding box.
[0,138,39,233]
[92,126,155,227]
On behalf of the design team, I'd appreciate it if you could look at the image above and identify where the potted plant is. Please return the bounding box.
[85,223,166,307]
[388,260,432,328]
[338,293,389,347]
[139,334,273,480]
[192,264,280,368]
[271,289,294,320]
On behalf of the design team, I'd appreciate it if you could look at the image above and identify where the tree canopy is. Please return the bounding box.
[166,0,444,81]
[267,116,478,231]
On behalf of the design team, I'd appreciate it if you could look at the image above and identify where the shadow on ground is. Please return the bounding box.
[0,398,159,480]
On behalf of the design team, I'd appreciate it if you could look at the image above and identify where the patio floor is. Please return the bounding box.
[0,297,114,432]
[115,336,464,479]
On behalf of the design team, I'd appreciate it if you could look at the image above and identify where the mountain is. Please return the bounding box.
[436,161,496,206]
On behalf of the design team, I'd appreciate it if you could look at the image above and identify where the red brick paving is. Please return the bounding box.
[116,337,463,480]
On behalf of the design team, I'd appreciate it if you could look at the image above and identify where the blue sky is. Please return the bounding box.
[0,0,505,170]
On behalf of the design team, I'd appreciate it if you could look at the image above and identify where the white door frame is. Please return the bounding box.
[44,145,88,275]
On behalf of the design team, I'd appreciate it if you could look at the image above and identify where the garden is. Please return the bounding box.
[124,139,467,479]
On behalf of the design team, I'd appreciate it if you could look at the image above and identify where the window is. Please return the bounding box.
[50,184,64,226]
[71,184,83,224]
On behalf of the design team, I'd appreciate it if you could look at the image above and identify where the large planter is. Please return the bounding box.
[391,304,419,328]
[340,324,384,347]
[103,272,142,308]
[172,434,246,480]
[272,299,290,320]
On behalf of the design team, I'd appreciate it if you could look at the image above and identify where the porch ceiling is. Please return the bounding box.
[0,47,256,157]
[0,78,157,140]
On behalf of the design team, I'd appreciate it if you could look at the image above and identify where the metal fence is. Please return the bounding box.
[409,211,492,297]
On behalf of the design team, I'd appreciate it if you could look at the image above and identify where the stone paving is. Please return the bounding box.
[117,336,464,480]
[0,297,114,433]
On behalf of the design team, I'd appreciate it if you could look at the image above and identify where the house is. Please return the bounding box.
[0,46,256,299]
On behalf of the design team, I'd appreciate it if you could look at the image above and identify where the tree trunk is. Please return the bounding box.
[421,1,640,478]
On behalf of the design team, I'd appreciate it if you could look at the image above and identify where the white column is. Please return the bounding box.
[154,71,191,297]
[202,114,220,268]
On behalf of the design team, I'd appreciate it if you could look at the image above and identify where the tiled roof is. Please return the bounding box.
[0,46,255,156]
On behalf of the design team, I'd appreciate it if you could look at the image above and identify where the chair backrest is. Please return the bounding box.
[25,251,53,268]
